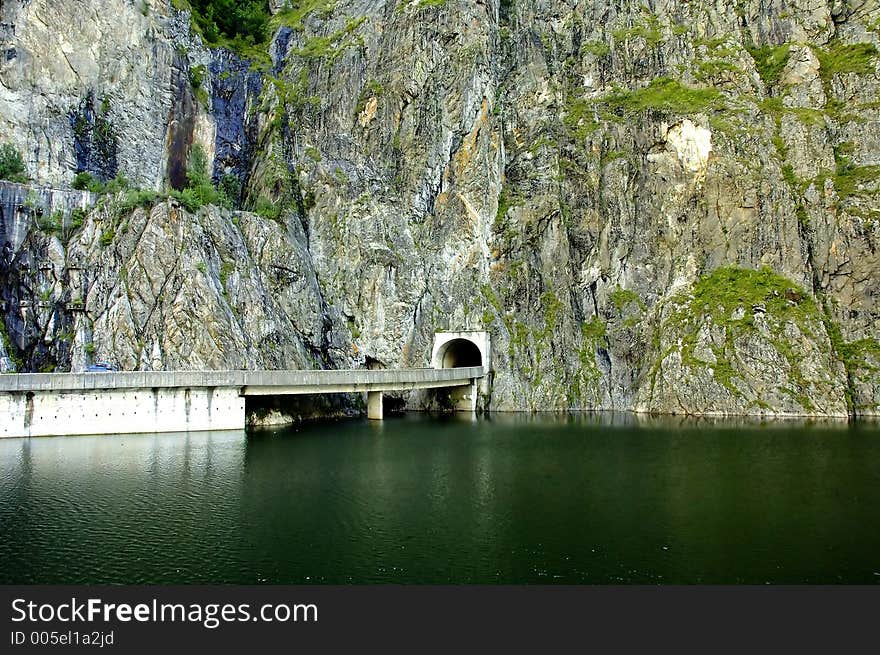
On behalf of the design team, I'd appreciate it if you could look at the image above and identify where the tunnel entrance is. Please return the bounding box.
[436,338,483,369]
[430,331,490,371]
[427,331,491,413]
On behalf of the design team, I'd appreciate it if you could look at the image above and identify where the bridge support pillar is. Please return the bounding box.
[367,391,383,420]
[450,381,478,413]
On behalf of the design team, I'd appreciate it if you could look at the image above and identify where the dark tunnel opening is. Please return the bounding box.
[438,339,483,368]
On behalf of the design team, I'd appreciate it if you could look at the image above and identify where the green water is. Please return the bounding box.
[1,413,878,584]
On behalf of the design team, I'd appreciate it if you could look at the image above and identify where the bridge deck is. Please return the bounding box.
[0,367,487,395]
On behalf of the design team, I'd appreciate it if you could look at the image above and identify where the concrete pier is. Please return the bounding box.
[367,391,383,421]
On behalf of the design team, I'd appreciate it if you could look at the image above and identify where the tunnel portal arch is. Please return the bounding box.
[431,331,490,370]
[436,339,482,368]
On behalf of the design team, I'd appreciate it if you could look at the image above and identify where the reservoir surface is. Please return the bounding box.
[1,413,878,584]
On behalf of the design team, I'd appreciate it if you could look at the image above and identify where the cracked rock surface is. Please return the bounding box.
[0,0,878,416]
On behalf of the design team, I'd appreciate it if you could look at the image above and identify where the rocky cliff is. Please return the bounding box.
[0,0,877,416]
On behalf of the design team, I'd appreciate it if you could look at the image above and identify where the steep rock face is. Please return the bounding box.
[1,0,878,416]
[0,181,94,254]
[70,200,351,372]
[253,0,876,415]
[0,0,184,187]
[2,198,351,373]
[634,267,848,416]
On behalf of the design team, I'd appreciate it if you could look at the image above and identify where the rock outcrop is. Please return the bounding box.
[0,0,877,416]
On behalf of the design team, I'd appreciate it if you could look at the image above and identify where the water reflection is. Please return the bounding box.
[483,410,858,431]
[0,431,247,584]
[0,416,878,584]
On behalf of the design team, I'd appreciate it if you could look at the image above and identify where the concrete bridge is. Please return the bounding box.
[0,331,490,438]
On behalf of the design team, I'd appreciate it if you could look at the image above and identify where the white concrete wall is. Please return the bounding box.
[1,387,245,438]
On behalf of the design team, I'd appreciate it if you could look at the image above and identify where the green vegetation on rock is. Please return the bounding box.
[604,77,721,115]
[0,143,28,184]
[73,145,230,217]
[609,286,646,312]
[747,43,791,87]
[274,0,335,25]
[562,96,600,140]
[571,316,607,404]
[581,40,610,58]
[355,79,384,114]
[0,319,23,370]
[612,14,663,48]
[677,267,817,326]
[116,189,161,215]
[74,173,158,218]
[253,196,282,222]
[36,210,63,236]
[396,0,448,13]
[172,0,272,48]
[661,267,826,403]
[272,0,337,40]
[832,141,880,200]
[189,64,209,107]
[814,42,879,84]
[100,227,115,247]
[171,144,232,211]
[72,171,130,194]
[294,17,365,62]
[840,338,880,373]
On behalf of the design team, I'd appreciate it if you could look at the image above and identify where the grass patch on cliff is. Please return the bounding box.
[189,64,210,107]
[72,172,135,195]
[746,43,791,88]
[355,79,384,114]
[571,316,608,403]
[563,97,601,140]
[662,266,825,399]
[678,267,818,328]
[696,58,743,83]
[73,146,233,218]
[100,228,115,247]
[294,17,365,62]
[830,142,880,200]
[170,144,233,211]
[815,42,879,83]
[0,319,23,371]
[840,338,880,373]
[609,286,646,312]
[274,0,337,30]
[694,37,741,82]
[491,187,525,255]
[395,0,449,13]
[760,97,826,129]
[581,40,610,58]
[117,189,161,214]
[494,187,522,227]
[219,261,235,301]
[603,77,721,116]
[252,196,282,222]
[610,286,646,328]
[35,210,63,236]
[834,163,880,199]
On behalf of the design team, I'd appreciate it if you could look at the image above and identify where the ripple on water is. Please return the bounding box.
[1,417,879,584]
